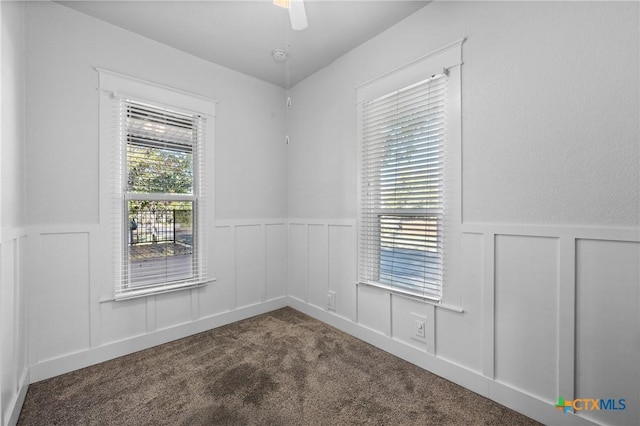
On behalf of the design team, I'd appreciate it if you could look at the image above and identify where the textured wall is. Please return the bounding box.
[24,0,288,382]
[286,2,639,425]
[288,1,639,226]
[13,2,640,425]
[1,0,26,229]
[1,1,29,425]
[26,2,287,224]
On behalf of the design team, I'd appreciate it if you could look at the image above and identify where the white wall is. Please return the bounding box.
[0,1,29,425]
[25,1,288,383]
[11,2,640,426]
[287,2,639,426]
[289,1,639,226]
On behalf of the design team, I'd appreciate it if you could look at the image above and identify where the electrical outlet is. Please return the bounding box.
[414,320,426,338]
[327,291,336,311]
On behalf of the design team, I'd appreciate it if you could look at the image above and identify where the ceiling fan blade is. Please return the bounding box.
[289,0,308,31]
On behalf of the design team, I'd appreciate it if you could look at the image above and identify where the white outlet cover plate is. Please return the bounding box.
[327,291,336,311]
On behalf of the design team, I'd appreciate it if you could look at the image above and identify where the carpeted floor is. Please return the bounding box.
[19,307,541,425]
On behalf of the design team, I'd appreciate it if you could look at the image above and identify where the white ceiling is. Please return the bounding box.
[57,0,430,87]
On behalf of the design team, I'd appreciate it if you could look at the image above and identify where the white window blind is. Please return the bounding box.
[113,99,208,300]
[359,74,447,301]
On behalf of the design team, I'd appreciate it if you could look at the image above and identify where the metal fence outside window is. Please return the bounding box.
[129,209,191,246]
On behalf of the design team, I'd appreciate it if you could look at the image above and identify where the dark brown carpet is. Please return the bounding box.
[19,307,540,425]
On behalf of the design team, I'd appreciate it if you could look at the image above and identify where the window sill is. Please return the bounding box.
[100,278,216,303]
[356,281,464,313]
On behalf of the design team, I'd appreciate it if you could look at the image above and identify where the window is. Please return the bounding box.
[123,100,204,294]
[357,42,462,302]
[98,69,215,300]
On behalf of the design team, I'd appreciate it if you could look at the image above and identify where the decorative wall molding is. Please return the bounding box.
[287,296,597,426]
[17,217,640,425]
[461,222,639,242]
[7,370,29,426]
[1,229,29,426]
[215,219,286,227]
[288,218,639,426]
[287,218,356,227]
[28,219,288,384]
[30,297,287,383]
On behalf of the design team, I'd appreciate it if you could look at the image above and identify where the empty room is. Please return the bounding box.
[1,0,638,425]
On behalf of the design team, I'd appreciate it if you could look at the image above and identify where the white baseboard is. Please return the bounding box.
[25,295,597,426]
[29,297,287,383]
[7,369,29,426]
[286,296,596,426]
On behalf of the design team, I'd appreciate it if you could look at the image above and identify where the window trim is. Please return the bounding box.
[356,40,464,306]
[97,68,216,301]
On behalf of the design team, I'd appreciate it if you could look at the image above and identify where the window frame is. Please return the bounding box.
[98,69,216,301]
[356,40,463,305]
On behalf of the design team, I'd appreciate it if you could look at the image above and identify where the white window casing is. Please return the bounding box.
[97,69,216,300]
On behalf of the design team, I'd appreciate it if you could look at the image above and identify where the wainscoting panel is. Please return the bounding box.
[1,241,18,412]
[28,220,288,383]
[200,225,234,317]
[36,232,91,362]
[1,230,29,426]
[235,225,265,308]
[435,232,483,373]
[265,224,286,301]
[20,218,640,426]
[575,239,640,426]
[357,284,391,336]
[288,223,308,302]
[307,224,328,310]
[99,297,147,345]
[291,220,638,426]
[494,235,559,402]
[328,224,356,321]
[287,221,356,321]
[16,235,29,380]
[155,290,193,331]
